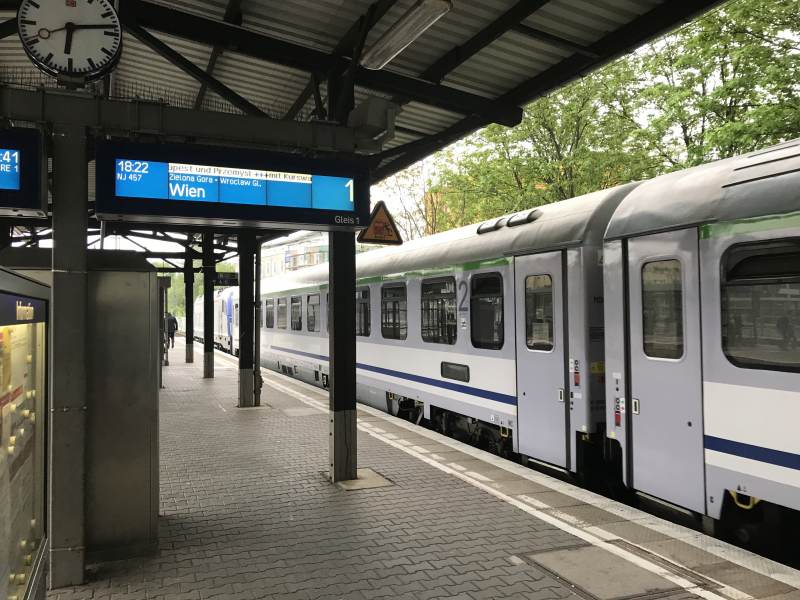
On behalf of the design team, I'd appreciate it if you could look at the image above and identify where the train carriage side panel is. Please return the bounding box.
[602,239,629,483]
[604,138,800,520]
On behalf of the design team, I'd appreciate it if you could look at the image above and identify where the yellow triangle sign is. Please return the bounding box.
[357,201,403,245]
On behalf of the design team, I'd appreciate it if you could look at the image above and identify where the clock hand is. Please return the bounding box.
[64,23,74,55]
[37,23,114,39]
[72,23,117,30]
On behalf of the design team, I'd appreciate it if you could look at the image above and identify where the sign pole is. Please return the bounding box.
[254,237,262,407]
[237,231,255,408]
[202,233,215,379]
[328,230,357,482]
[185,240,194,363]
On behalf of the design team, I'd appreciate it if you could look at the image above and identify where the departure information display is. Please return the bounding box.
[0,128,46,218]
[96,140,370,231]
[0,149,20,191]
[114,160,355,211]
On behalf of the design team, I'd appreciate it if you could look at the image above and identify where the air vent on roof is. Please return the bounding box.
[477,217,508,234]
[507,209,542,227]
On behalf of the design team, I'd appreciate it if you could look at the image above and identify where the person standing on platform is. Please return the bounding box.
[167,312,178,348]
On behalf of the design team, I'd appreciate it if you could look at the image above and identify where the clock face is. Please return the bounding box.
[17,0,122,81]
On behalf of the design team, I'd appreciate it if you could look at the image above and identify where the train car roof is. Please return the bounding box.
[605,139,800,240]
[261,182,638,294]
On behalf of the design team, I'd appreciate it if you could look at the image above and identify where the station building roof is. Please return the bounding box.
[0,0,723,184]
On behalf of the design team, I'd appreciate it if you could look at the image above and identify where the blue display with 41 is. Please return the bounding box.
[0,149,21,191]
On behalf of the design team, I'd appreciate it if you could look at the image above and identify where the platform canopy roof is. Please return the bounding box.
[0,0,722,185]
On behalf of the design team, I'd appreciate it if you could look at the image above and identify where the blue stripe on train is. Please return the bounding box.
[270,345,517,406]
[705,435,800,471]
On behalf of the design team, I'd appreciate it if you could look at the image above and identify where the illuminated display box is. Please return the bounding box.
[0,268,48,600]
[96,140,370,230]
[0,128,47,218]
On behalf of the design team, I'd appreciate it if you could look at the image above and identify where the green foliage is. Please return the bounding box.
[161,261,237,317]
[422,0,800,231]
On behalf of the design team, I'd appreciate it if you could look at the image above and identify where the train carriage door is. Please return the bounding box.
[627,229,705,513]
[515,251,568,468]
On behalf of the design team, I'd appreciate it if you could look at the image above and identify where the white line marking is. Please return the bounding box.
[218,360,800,591]
[258,375,740,600]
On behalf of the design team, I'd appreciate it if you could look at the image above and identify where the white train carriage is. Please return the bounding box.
[260,184,637,466]
[193,288,240,354]
[603,140,800,526]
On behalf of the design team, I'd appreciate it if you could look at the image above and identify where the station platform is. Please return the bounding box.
[49,337,800,600]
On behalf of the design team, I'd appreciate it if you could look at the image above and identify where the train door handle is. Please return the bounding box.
[632,397,640,415]
[558,388,565,402]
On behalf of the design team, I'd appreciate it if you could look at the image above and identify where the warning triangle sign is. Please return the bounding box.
[357,201,403,245]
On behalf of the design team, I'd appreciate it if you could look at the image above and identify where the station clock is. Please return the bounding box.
[17,0,122,84]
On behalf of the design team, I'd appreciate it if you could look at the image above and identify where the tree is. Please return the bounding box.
[429,61,653,228]
[371,159,452,239]
[418,0,799,229]
[633,0,800,167]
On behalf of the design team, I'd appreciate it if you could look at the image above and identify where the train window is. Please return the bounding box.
[421,277,457,344]
[642,260,684,359]
[381,284,407,340]
[234,303,239,327]
[276,298,287,329]
[722,239,800,372]
[307,294,320,332]
[471,273,504,350]
[525,275,553,351]
[265,299,275,328]
[356,288,371,337]
[290,296,302,331]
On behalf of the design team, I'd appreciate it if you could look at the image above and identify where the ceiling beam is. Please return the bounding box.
[283,0,398,121]
[194,0,243,111]
[371,0,723,181]
[418,0,551,85]
[122,21,267,117]
[123,0,522,127]
[511,24,599,58]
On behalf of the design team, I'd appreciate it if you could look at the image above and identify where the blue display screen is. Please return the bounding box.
[114,159,355,211]
[0,149,21,191]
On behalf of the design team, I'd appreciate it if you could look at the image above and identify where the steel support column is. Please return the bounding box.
[237,230,255,408]
[328,231,357,482]
[184,242,194,363]
[202,233,214,378]
[253,237,262,407]
[49,123,88,588]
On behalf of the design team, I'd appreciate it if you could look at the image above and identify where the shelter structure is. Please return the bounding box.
[0,0,723,593]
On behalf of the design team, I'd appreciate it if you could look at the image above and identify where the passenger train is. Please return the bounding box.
[195,140,800,541]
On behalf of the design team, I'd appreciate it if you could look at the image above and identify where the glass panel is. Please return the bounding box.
[356,288,370,337]
[471,274,504,350]
[525,275,554,351]
[642,260,684,359]
[722,240,800,372]
[0,296,47,600]
[421,278,457,344]
[290,296,302,331]
[381,285,407,340]
[276,297,287,329]
[307,294,320,332]
[265,299,274,328]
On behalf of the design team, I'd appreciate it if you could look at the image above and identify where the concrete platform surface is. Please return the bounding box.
[48,337,800,600]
